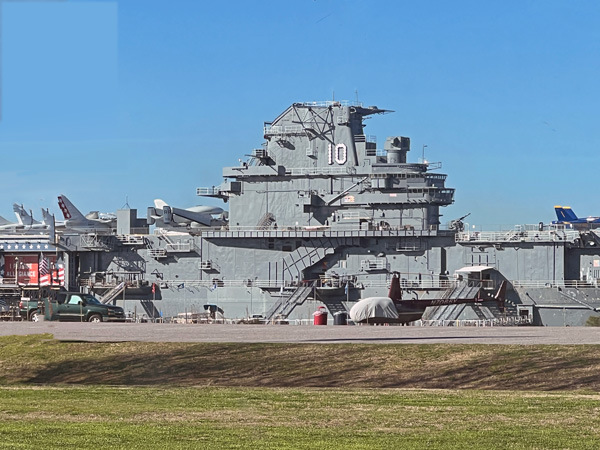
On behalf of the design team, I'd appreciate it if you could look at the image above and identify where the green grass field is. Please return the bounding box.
[1,334,599,449]
[1,386,599,449]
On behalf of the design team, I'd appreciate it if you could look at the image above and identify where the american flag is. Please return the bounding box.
[39,257,49,276]
[40,257,50,286]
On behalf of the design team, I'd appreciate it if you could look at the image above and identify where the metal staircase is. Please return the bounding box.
[470,304,491,320]
[282,236,358,280]
[439,282,481,301]
[257,212,276,229]
[423,304,466,321]
[265,281,316,320]
[140,300,160,319]
[424,301,514,322]
[100,281,127,304]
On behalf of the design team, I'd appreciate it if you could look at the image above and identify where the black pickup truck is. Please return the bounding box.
[20,292,126,322]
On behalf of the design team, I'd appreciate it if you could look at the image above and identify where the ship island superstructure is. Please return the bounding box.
[1,100,600,326]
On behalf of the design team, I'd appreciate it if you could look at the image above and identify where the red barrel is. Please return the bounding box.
[313,306,328,325]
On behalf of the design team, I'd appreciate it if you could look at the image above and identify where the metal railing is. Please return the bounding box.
[72,275,599,292]
[116,235,146,245]
[263,124,305,135]
[147,249,167,258]
[358,278,494,290]
[354,134,377,143]
[197,226,440,237]
[287,167,356,176]
[166,242,192,252]
[80,271,145,288]
[144,277,497,292]
[511,280,595,289]
[295,100,360,107]
[456,228,579,243]
[153,279,289,289]
[196,187,221,196]
[414,317,531,327]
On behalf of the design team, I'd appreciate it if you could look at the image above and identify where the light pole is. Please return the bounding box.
[14,256,19,284]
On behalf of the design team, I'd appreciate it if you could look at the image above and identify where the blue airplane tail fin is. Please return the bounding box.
[555,206,578,222]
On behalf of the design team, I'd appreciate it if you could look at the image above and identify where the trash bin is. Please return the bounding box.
[333,311,348,325]
[313,306,328,325]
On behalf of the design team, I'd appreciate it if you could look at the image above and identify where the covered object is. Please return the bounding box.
[349,297,400,324]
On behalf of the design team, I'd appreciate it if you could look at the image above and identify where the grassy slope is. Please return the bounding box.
[2,335,600,449]
[0,334,599,390]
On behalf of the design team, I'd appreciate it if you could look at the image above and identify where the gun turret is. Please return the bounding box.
[449,213,471,232]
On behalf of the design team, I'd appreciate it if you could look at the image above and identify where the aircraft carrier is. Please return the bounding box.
[1,100,600,326]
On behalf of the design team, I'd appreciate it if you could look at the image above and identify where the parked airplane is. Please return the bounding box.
[41,208,66,229]
[553,206,600,228]
[57,194,116,230]
[147,199,226,228]
[13,203,45,229]
[0,205,52,233]
[0,215,18,231]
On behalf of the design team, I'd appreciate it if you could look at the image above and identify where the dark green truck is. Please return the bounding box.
[20,292,126,322]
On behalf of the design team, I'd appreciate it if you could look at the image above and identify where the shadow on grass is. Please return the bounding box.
[13,340,600,391]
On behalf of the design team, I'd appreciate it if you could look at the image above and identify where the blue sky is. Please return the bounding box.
[1,0,599,228]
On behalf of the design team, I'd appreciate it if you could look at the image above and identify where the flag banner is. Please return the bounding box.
[39,274,50,286]
[39,257,49,276]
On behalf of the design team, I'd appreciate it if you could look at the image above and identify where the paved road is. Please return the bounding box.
[1,322,600,344]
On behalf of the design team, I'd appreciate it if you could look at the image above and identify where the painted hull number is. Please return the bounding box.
[328,143,347,165]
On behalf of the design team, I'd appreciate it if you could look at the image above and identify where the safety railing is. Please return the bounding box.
[511,280,594,289]
[196,187,221,196]
[263,124,305,135]
[415,316,531,327]
[166,242,192,252]
[148,277,496,292]
[196,225,440,235]
[116,235,146,245]
[295,100,359,107]
[456,228,579,243]
[287,167,356,176]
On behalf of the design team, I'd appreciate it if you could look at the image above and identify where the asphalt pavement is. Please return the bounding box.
[1,322,600,344]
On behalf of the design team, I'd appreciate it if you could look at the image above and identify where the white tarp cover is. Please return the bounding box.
[349,297,399,323]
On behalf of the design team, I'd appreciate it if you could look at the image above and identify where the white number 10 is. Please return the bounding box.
[328,143,347,165]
